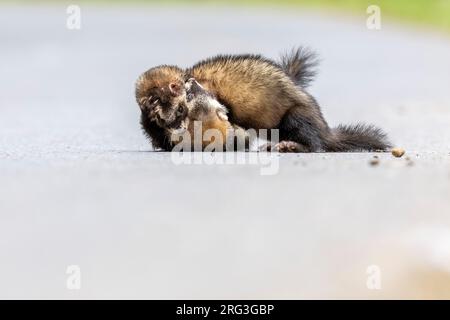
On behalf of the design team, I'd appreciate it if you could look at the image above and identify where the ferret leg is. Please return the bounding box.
[278,105,329,152]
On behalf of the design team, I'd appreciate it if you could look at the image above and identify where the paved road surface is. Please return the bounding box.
[1,4,450,298]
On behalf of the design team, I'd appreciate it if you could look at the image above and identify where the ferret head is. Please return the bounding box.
[170,78,230,138]
[135,65,189,129]
[182,79,250,151]
[185,78,228,120]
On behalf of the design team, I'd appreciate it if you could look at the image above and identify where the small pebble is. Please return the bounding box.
[369,158,380,166]
[391,148,406,158]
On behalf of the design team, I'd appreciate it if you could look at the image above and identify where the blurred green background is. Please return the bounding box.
[286,0,450,32]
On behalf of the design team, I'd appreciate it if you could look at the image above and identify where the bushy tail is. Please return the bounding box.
[279,47,319,88]
[326,123,392,152]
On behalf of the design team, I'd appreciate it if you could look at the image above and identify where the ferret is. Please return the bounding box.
[170,78,251,151]
[135,47,391,152]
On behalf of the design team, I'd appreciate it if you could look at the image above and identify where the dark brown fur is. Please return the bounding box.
[135,48,391,152]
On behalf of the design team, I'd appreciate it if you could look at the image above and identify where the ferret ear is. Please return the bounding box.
[169,82,182,96]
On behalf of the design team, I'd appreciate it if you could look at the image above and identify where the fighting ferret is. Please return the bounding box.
[170,78,252,151]
[135,47,391,152]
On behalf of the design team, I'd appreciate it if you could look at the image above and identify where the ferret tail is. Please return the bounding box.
[279,47,318,88]
[325,123,392,152]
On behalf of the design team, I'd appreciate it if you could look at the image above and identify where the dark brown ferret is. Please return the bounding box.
[135,48,391,152]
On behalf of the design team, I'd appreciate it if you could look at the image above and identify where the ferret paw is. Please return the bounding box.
[259,141,308,153]
[274,141,306,153]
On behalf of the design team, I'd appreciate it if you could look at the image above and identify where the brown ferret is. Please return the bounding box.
[170,78,251,151]
[135,48,391,152]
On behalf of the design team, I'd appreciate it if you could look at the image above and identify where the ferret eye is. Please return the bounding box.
[177,105,184,114]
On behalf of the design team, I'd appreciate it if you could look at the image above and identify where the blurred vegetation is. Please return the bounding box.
[199,0,450,32]
[5,0,450,32]
[284,0,450,32]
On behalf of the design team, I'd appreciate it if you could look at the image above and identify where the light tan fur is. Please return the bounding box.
[178,87,249,151]
[188,58,298,129]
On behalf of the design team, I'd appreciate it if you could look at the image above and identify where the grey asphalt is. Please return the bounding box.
[1,4,450,299]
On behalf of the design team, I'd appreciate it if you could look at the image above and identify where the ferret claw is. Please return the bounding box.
[273,141,305,153]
